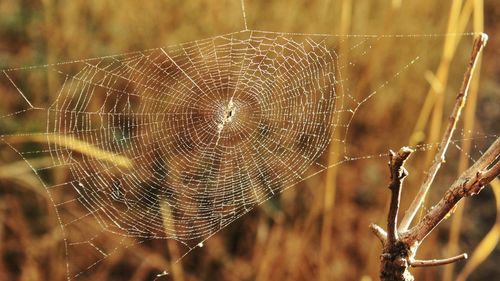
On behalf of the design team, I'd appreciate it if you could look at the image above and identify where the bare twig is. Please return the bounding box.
[371,33,493,281]
[467,160,500,195]
[371,138,497,281]
[410,253,468,267]
[370,223,388,244]
[399,33,489,232]
[403,137,500,244]
[387,148,413,244]
[371,148,415,281]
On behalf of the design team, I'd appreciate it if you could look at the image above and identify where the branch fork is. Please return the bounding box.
[369,33,498,281]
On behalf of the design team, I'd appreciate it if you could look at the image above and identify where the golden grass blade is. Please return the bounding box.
[159,200,185,281]
[3,134,133,170]
[43,134,133,169]
[408,0,467,146]
[319,1,352,280]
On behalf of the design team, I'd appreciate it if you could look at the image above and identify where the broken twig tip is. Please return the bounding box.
[369,223,388,244]
[479,33,488,46]
[401,146,414,154]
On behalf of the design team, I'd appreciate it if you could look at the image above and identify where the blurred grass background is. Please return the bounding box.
[0,0,499,280]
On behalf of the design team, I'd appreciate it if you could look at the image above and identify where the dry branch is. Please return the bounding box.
[399,33,489,232]
[373,137,499,281]
[387,148,413,244]
[403,138,500,244]
[370,33,498,281]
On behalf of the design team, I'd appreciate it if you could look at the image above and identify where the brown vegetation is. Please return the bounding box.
[0,1,498,281]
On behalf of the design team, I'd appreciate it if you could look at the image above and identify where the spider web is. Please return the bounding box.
[0,18,485,281]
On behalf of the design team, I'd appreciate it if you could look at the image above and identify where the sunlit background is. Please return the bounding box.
[0,0,499,280]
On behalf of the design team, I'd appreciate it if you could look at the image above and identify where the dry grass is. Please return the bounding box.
[0,0,498,280]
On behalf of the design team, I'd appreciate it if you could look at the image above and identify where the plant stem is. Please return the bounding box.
[404,137,500,244]
[398,33,489,232]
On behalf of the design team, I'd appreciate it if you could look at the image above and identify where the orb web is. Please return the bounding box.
[49,30,338,241]
[0,24,484,280]
[0,30,348,280]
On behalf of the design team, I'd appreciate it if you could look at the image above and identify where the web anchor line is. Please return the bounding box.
[2,70,42,110]
[240,0,249,31]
